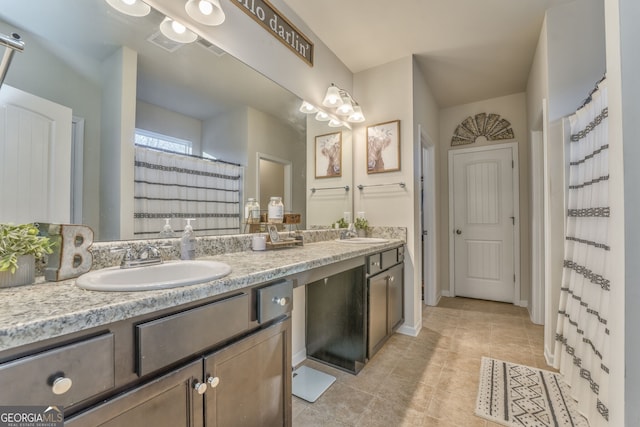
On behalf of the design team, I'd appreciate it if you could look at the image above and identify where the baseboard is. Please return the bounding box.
[441,290,451,297]
[544,346,555,368]
[292,348,307,368]
[518,299,528,308]
[397,319,422,337]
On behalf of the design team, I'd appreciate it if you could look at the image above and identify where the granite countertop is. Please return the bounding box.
[0,239,403,353]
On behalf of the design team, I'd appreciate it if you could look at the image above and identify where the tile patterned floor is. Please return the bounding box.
[292,297,550,426]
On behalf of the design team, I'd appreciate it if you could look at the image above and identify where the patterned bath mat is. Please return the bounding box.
[476,357,589,427]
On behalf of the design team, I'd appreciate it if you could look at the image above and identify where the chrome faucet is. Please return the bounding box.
[118,245,163,269]
[340,223,358,240]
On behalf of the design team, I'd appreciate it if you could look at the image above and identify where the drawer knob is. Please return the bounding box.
[207,376,220,389]
[272,296,289,306]
[193,381,208,395]
[372,262,380,267]
[51,376,73,395]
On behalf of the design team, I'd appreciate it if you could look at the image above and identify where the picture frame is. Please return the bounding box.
[315,131,342,178]
[366,120,401,174]
[267,224,280,243]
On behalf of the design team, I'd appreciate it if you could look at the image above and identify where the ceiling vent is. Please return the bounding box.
[146,30,184,53]
[196,38,226,57]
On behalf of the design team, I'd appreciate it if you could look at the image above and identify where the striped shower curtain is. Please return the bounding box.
[554,79,610,426]
[133,146,242,238]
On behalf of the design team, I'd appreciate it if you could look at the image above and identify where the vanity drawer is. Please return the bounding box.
[0,333,115,407]
[136,293,249,376]
[367,253,382,275]
[381,248,399,269]
[256,279,293,324]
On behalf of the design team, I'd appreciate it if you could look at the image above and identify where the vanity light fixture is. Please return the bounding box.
[105,0,151,17]
[328,118,343,128]
[315,110,330,121]
[160,17,198,43]
[347,104,365,123]
[299,101,318,114]
[185,0,226,26]
[301,83,365,125]
[322,84,343,108]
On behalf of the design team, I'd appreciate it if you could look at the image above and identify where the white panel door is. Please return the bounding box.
[0,85,72,223]
[452,146,515,302]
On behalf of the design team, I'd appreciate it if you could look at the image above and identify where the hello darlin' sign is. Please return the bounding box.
[232,0,314,66]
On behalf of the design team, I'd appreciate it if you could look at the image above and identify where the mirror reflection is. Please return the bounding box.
[0,0,320,241]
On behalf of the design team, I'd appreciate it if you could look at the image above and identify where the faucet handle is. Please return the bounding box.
[138,245,161,260]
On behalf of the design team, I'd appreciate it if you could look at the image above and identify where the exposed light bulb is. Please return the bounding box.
[328,118,343,127]
[160,17,198,43]
[199,0,213,15]
[185,0,225,26]
[299,101,318,114]
[105,0,151,17]
[315,111,330,121]
[172,20,187,34]
[322,85,343,108]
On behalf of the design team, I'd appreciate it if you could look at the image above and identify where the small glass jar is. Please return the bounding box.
[267,196,284,223]
[244,198,260,224]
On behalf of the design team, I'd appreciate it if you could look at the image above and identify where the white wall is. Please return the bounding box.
[246,108,306,221]
[606,0,639,424]
[136,101,203,153]
[306,119,353,227]
[438,93,530,304]
[202,108,249,166]
[353,57,422,335]
[546,0,606,121]
[526,0,606,365]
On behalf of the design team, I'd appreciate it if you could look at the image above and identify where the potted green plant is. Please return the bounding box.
[0,223,55,287]
[354,217,369,237]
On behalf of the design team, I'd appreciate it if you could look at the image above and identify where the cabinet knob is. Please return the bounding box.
[272,296,289,306]
[51,376,73,395]
[372,261,381,267]
[388,276,394,283]
[207,376,220,389]
[455,229,462,235]
[193,381,208,395]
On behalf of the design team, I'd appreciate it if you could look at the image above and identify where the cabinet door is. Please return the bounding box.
[387,264,404,333]
[368,273,388,357]
[204,318,291,427]
[65,360,204,427]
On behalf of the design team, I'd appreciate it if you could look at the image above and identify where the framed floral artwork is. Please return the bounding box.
[366,120,400,174]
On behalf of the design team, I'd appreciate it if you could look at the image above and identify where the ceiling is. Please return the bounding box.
[282,0,575,108]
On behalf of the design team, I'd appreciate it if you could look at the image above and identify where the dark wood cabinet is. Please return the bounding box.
[204,318,291,427]
[368,255,404,358]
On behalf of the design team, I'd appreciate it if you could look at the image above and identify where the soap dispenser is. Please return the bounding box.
[159,218,175,238]
[180,219,196,260]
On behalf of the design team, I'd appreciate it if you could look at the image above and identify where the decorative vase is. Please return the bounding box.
[357,229,366,238]
[0,254,35,288]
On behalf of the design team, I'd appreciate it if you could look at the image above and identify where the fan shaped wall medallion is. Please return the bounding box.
[451,113,514,146]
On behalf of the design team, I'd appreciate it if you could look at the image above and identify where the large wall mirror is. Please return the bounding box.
[0,0,351,241]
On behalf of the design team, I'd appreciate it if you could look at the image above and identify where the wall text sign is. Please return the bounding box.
[232,0,314,66]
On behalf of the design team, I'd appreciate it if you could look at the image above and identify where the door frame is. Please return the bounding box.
[256,152,293,213]
[447,142,521,305]
[419,126,438,306]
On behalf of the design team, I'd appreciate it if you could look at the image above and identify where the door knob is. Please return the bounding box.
[455,229,462,235]
[193,381,208,395]
[207,376,220,389]
[51,376,73,395]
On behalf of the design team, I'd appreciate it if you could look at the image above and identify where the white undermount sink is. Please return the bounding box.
[76,260,232,292]
[335,237,389,244]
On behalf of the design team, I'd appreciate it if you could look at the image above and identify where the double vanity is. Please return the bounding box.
[0,229,405,426]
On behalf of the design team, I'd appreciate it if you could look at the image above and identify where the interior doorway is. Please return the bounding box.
[257,153,292,215]
[420,126,438,306]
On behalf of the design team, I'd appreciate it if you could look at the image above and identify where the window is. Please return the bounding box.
[135,129,193,155]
